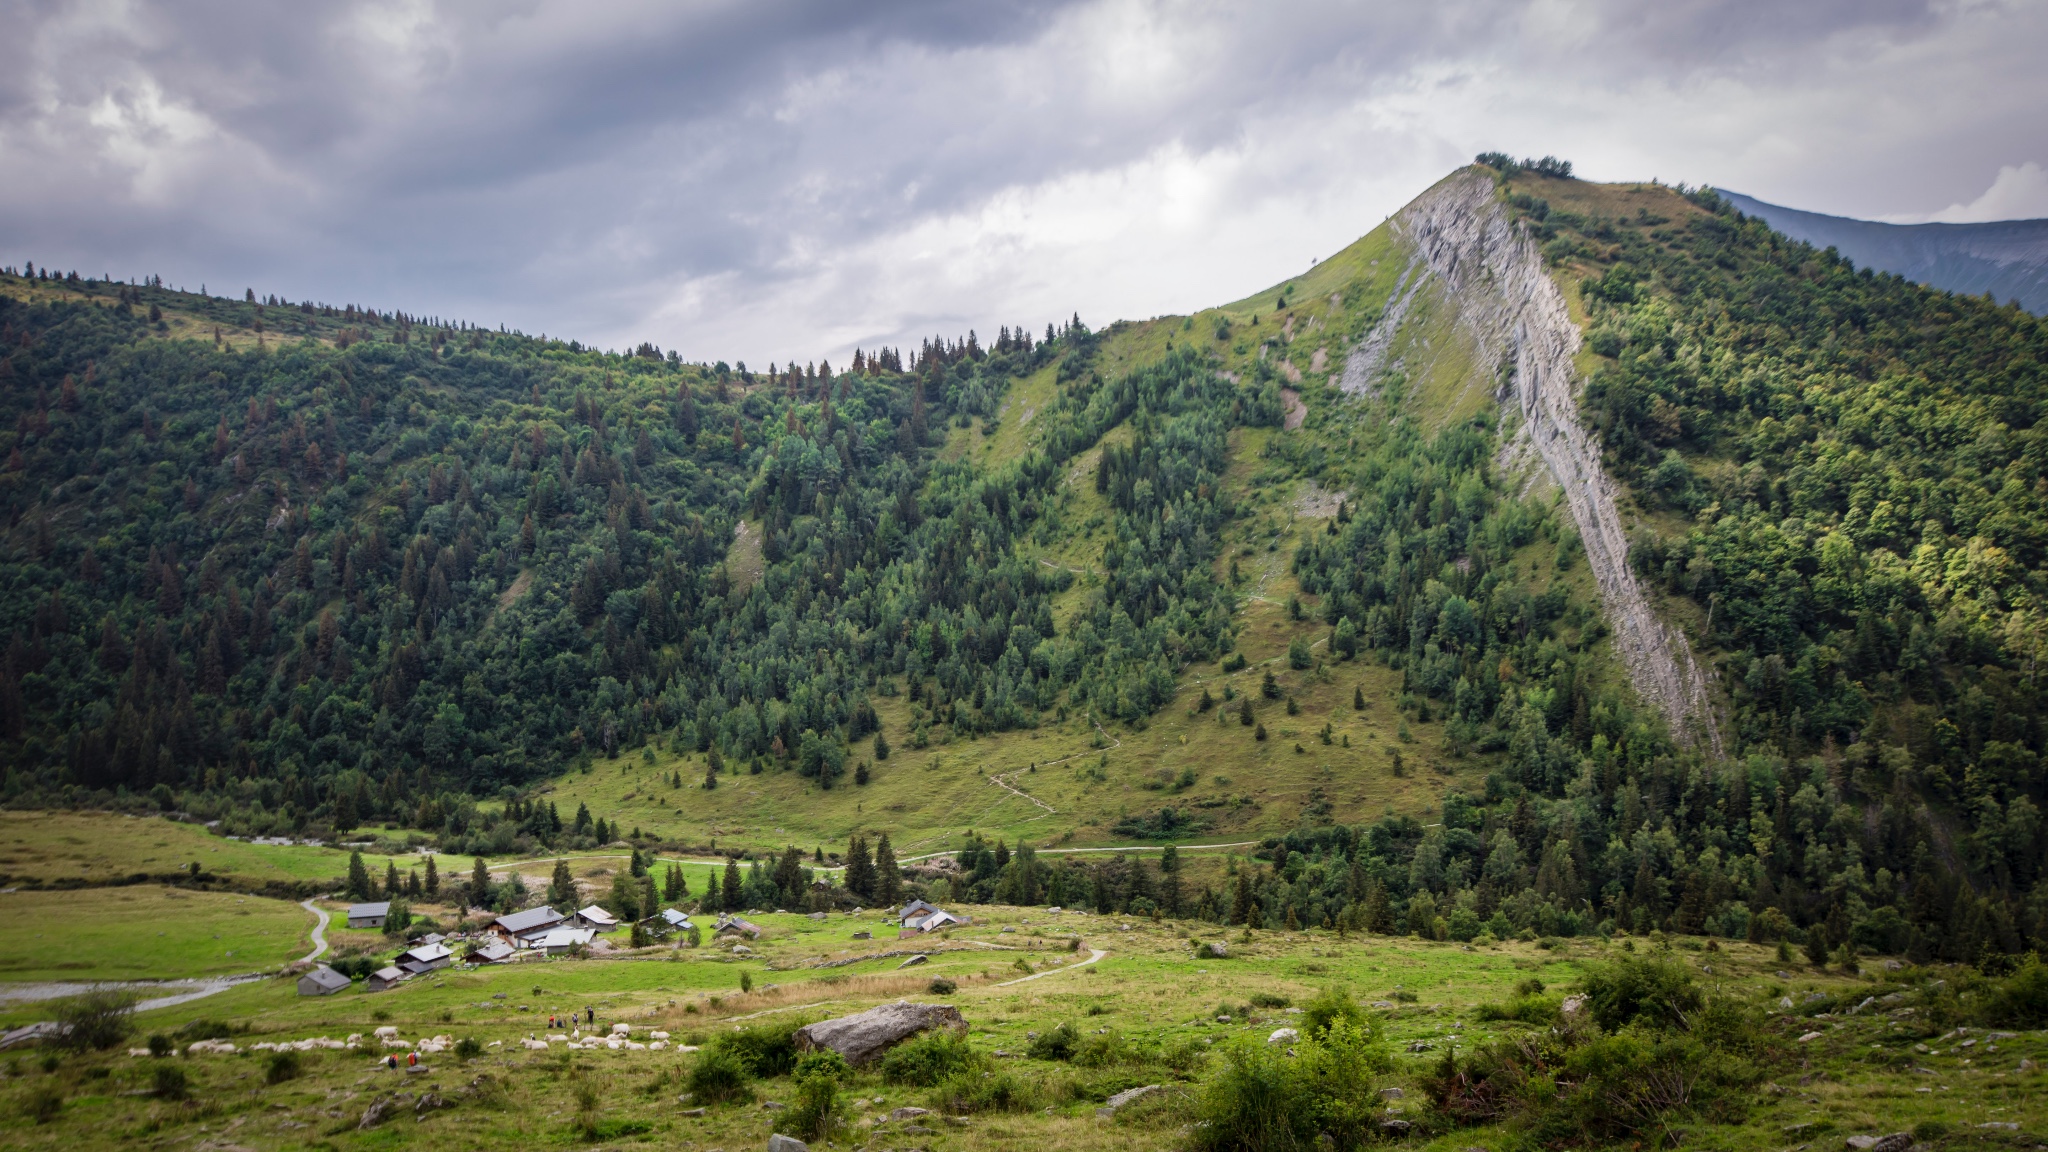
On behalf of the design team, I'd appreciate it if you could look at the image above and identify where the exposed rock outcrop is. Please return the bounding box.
[793,1001,965,1065]
[1343,168,1722,753]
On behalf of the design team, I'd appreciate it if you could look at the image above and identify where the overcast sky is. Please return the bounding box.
[4,0,2045,364]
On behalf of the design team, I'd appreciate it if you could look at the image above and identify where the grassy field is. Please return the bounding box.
[1,901,2039,1151]
[0,810,364,888]
[0,887,316,981]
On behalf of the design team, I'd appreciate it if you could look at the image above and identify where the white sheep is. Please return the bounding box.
[611,1023,631,1035]
[521,1037,549,1050]
[649,1030,670,1041]
[624,1041,646,1051]
[647,1040,668,1051]
[373,1025,400,1039]
[547,1033,569,1043]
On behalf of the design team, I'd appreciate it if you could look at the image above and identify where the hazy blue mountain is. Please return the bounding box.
[1716,189,2048,314]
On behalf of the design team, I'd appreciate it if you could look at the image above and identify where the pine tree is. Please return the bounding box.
[701,868,720,913]
[855,760,870,785]
[723,858,744,911]
[609,870,641,921]
[1353,685,1366,710]
[424,855,439,896]
[629,846,646,877]
[845,835,875,902]
[385,860,401,897]
[872,731,890,760]
[663,863,687,901]
[774,845,805,909]
[1160,844,1182,917]
[875,834,902,908]
[549,858,576,907]
[346,850,371,900]
[1231,870,1253,925]
[407,869,423,897]
[703,759,718,790]
[573,802,591,835]
[470,856,491,909]
[594,818,611,844]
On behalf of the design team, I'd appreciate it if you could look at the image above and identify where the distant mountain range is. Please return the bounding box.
[1715,189,2048,314]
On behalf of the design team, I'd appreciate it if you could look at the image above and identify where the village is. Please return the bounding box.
[296,887,975,1000]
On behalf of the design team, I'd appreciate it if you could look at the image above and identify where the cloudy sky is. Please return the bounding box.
[4,0,2045,364]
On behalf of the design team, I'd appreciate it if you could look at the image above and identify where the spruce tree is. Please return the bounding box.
[385,860,401,897]
[1232,870,1253,925]
[1160,845,1182,917]
[346,850,371,900]
[874,834,902,908]
[701,868,720,913]
[723,857,743,911]
[663,863,686,901]
[845,835,874,902]
[424,854,439,896]
[774,845,805,908]
[470,856,491,909]
[549,858,576,907]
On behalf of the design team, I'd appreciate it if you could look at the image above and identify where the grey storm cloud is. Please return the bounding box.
[2,0,2043,363]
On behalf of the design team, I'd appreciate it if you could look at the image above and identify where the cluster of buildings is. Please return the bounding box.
[301,901,694,996]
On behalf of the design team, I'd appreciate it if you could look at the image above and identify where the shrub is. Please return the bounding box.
[1578,956,1703,1031]
[1193,1043,1310,1151]
[927,976,957,995]
[175,1019,232,1041]
[779,1050,849,1140]
[1300,988,1370,1041]
[880,1030,978,1086]
[146,1033,172,1057]
[709,1018,803,1078]
[929,1068,1036,1114]
[1026,1022,1079,1061]
[1248,992,1291,1009]
[57,989,136,1051]
[152,1063,191,1100]
[1476,994,1562,1026]
[455,1036,483,1061]
[1980,958,2048,1027]
[1295,1019,1391,1149]
[265,1050,303,1085]
[19,1083,63,1124]
[685,1048,752,1104]
[1073,1028,1140,1068]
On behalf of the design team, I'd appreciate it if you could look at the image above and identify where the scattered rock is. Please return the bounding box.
[761,1099,785,1110]
[731,944,752,956]
[1797,1032,1825,1043]
[1979,1122,2019,1131]
[1406,1041,1432,1053]
[1096,1084,1162,1117]
[1379,1087,1405,1100]
[767,1134,812,1152]
[1845,1133,1911,1152]
[1200,941,1229,959]
[888,1106,933,1122]
[358,1096,405,1129]
[794,1002,968,1065]
[1559,993,1588,1018]
[680,1107,706,1117]
[809,912,827,920]
[851,931,871,940]
[1267,1028,1299,1045]
[897,954,928,969]
[1379,1119,1414,1134]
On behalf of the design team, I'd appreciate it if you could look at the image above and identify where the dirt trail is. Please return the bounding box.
[1347,170,1722,754]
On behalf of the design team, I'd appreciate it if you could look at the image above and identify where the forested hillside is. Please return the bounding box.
[5,158,2048,966]
[0,270,1291,836]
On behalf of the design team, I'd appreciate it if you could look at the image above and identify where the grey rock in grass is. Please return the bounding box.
[767,1134,811,1152]
[896,954,928,969]
[794,1002,966,1065]
[1096,1084,1162,1117]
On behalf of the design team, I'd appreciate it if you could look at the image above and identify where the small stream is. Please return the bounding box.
[0,973,267,1013]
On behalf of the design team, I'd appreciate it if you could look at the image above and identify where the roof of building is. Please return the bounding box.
[660,908,693,927]
[300,965,350,990]
[370,965,406,983]
[399,942,452,964]
[471,941,516,962]
[493,906,565,935]
[347,901,392,918]
[574,905,620,927]
[897,898,941,920]
[532,927,596,949]
[418,932,445,945]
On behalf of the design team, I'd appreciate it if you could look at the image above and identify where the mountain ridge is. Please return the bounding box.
[1714,187,2048,313]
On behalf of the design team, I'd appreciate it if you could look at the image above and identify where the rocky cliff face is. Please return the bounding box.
[1345,169,1723,754]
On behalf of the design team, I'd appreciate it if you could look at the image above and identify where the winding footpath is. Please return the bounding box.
[298,898,331,963]
[994,947,1108,986]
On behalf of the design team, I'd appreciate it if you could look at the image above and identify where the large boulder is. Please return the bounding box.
[793,1002,966,1066]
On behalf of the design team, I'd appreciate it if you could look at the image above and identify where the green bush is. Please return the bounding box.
[929,1068,1036,1114]
[1579,956,1703,1031]
[1193,1043,1310,1151]
[56,989,136,1051]
[455,1036,483,1061]
[880,1030,978,1086]
[1026,1022,1079,1061]
[1476,993,1562,1025]
[1248,992,1291,1009]
[146,1034,172,1058]
[1980,958,2048,1027]
[927,976,957,995]
[778,1050,849,1140]
[685,1049,752,1104]
[1300,987,1370,1041]
[709,1018,804,1078]
[1073,1028,1141,1068]
[152,1063,191,1100]
[18,1083,63,1124]
[265,1050,303,1085]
